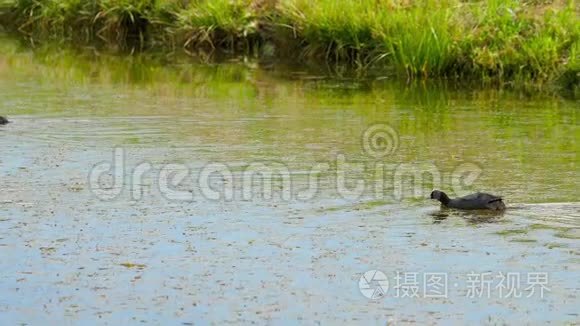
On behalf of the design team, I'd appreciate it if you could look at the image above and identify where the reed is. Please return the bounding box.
[0,0,577,90]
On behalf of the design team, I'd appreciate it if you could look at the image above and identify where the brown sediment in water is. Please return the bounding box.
[0,50,578,322]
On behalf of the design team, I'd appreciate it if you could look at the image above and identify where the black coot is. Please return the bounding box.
[430,190,506,210]
[0,116,8,125]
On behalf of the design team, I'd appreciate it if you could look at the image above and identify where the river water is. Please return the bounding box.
[0,38,578,324]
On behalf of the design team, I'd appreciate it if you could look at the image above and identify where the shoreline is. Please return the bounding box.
[0,0,578,92]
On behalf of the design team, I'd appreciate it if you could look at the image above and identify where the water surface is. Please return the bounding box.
[0,38,579,324]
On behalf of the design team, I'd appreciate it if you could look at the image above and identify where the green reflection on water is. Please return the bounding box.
[0,36,578,204]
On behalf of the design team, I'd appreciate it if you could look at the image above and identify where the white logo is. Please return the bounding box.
[362,124,399,159]
[359,270,389,299]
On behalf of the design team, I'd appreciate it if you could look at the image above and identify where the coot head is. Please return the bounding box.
[430,190,450,205]
[430,190,443,200]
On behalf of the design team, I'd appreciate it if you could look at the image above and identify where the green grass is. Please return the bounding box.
[0,0,578,90]
[277,0,460,75]
[175,0,258,50]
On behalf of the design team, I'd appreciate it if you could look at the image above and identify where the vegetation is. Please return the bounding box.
[0,0,578,91]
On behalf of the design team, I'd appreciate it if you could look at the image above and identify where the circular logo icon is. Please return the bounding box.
[362,124,399,159]
[359,270,389,299]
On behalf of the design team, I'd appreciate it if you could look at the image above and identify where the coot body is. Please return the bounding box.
[0,116,8,125]
[430,190,506,210]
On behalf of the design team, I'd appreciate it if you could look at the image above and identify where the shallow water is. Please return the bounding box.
[0,38,579,324]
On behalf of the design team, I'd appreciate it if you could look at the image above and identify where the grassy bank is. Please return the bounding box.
[0,0,578,90]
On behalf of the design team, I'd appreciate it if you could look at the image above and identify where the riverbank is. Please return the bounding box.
[0,0,578,91]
